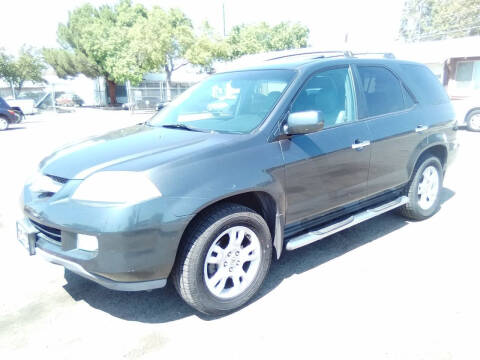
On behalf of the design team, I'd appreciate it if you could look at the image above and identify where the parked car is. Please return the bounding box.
[0,97,22,131]
[6,98,38,115]
[122,96,163,111]
[56,93,84,107]
[17,52,458,315]
[452,95,480,131]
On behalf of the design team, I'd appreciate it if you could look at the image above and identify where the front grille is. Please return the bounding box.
[30,219,61,243]
[46,174,69,184]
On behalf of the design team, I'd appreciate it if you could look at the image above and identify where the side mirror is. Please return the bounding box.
[285,111,324,135]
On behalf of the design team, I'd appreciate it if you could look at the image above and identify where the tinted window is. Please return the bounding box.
[0,97,9,108]
[357,66,405,117]
[400,64,449,105]
[291,67,356,128]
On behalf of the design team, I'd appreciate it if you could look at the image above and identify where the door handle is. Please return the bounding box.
[415,125,428,133]
[352,140,370,150]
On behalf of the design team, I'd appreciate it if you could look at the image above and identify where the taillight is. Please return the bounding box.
[7,110,15,115]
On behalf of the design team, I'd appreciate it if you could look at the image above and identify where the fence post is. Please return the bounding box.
[51,84,56,113]
[126,80,133,113]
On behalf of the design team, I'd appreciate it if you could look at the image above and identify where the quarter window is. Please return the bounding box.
[291,67,356,129]
[357,66,406,117]
[400,64,449,105]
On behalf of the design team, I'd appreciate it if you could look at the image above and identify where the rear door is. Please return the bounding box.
[281,66,372,225]
[353,65,422,196]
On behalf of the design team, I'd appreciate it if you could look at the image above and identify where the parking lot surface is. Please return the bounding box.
[1,109,479,359]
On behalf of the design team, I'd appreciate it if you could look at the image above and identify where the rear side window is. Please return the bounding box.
[357,66,406,117]
[400,64,449,105]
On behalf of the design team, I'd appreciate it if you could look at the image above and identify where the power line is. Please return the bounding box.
[411,23,480,40]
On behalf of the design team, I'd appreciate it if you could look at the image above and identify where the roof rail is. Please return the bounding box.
[266,50,353,61]
[351,52,395,59]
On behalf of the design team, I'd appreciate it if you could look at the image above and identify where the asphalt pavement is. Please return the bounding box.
[1,109,479,359]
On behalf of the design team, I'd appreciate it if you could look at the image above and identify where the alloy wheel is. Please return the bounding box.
[203,226,261,299]
[469,113,480,131]
[417,165,440,210]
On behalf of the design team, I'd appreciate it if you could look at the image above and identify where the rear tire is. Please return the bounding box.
[399,155,443,220]
[173,203,272,315]
[466,110,480,132]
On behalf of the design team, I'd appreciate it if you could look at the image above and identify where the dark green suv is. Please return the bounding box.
[17,52,458,315]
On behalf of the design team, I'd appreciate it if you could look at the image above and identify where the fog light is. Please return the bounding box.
[77,234,98,251]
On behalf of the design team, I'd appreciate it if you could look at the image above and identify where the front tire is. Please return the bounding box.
[173,203,272,315]
[466,110,480,132]
[399,155,443,220]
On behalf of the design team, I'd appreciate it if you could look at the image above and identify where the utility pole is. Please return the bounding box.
[222,2,226,37]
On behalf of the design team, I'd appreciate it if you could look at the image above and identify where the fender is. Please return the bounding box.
[407,131,449,180]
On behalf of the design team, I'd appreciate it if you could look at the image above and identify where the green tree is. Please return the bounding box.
[42,48,100,79]
[0,47,45,98]
[400,0,480,41]
[226,22,310,59]
[129,8,226,100]
[130,14,309,100]
[44,0,148,104]
[0,49,15,87]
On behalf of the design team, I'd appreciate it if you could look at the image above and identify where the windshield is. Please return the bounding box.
[149,70,295,134]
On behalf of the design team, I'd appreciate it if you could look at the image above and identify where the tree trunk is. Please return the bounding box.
[107,79,117,105]
[16,81,24,98]
[165,65,172,101]
[10,82,16,99]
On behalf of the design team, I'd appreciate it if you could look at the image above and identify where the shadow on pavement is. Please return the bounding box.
[63,187,455,323]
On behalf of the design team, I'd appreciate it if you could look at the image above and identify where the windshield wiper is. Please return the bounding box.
[161,123,205,132]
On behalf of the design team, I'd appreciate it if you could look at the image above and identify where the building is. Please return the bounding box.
[394,36,480,100]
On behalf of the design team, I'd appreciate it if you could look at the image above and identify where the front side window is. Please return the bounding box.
[149,70,295,134]
[290,67,356,128]
[357,66,406,117]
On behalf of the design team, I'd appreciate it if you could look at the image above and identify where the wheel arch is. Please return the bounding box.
[409,143,448,181]
[176,190,284,261]
[465,107,480,122]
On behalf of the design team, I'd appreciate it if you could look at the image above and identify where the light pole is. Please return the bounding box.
[222,2,226,37]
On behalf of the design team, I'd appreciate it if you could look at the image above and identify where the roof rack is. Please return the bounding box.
[351,52,395,59]
[266,50,353,61]
[263,50,395,62]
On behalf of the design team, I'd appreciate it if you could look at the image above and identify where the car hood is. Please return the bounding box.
[40,124,219,179]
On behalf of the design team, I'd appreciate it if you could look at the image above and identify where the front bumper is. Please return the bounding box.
[18,217,170,291]
[20,183,193,290]
[36,246,166,291]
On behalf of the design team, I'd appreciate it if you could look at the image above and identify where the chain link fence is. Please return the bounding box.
[126,81,193,112]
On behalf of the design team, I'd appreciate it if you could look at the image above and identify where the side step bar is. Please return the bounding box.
[286,196,409,251]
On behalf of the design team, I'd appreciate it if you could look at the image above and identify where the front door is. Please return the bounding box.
[280,66,372,226]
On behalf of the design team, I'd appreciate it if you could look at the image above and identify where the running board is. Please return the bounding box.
[285,196,409,251]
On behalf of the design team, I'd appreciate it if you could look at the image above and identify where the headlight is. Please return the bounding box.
[72,171,162,203]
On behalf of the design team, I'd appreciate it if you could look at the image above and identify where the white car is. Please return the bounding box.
[6,98,38,115]
[452,96,480,132]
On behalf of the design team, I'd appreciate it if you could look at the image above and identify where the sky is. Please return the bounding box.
[0,0,405,54]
